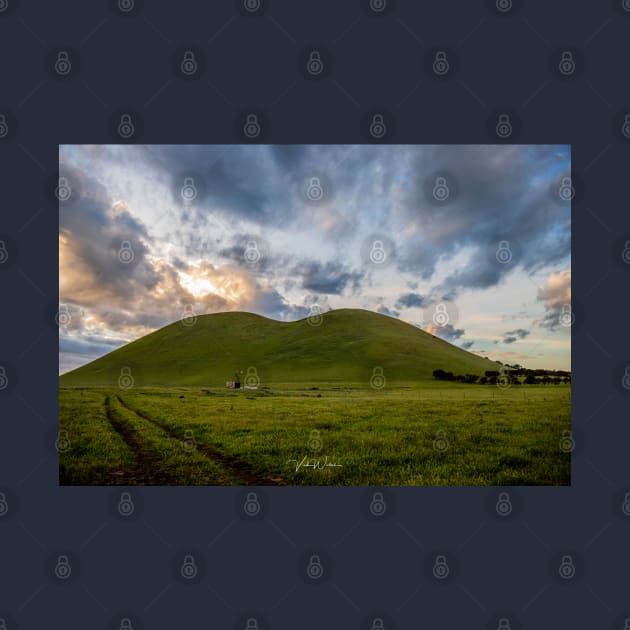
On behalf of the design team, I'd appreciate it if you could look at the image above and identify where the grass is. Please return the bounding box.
[59,382,571,486]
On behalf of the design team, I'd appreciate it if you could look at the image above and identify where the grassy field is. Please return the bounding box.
[59,383,571,486]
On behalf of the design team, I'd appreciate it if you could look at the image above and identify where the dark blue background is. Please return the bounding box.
[1,1,629,628]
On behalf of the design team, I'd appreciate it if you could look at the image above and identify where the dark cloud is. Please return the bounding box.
[394,145,570,294]
[460,341,474,350]
[395,292,426,309]
[502,328,530,344]
[425,323,465,341]
[292,260,364,295]
[376,304,400,318]
[59,335,125,356]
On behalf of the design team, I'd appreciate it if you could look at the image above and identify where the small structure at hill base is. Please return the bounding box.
[226,370,242,389]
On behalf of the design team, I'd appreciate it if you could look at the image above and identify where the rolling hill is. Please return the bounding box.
[59,309,503,387]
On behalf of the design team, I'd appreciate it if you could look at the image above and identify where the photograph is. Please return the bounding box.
[58,144,571,486]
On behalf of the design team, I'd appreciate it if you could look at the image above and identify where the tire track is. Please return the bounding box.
[104,395,190,485]
[115,395,284,486]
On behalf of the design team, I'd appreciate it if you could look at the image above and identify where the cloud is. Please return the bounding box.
[395,292,426,309]
[376,304,400,318]
[424,323,465,341]
[395,146,570,294]
[536,269,571,330]
[501,328,530,344]
[461,341,474,350]
[292,260,364,295]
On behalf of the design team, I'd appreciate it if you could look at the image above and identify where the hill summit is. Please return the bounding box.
[59,309,501,387]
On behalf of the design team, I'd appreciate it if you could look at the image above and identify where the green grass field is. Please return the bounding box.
[59,383,571,486]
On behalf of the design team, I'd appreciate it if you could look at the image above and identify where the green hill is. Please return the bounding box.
[59,309,502,387]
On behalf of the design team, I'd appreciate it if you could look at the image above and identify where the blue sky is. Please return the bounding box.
[59,144,571,374]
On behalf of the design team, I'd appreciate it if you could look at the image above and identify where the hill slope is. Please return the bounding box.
[59,309,502,387]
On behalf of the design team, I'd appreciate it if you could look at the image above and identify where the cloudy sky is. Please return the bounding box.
[59,144,571,374]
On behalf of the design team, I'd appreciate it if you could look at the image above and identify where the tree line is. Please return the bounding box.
[432,366,571,385]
